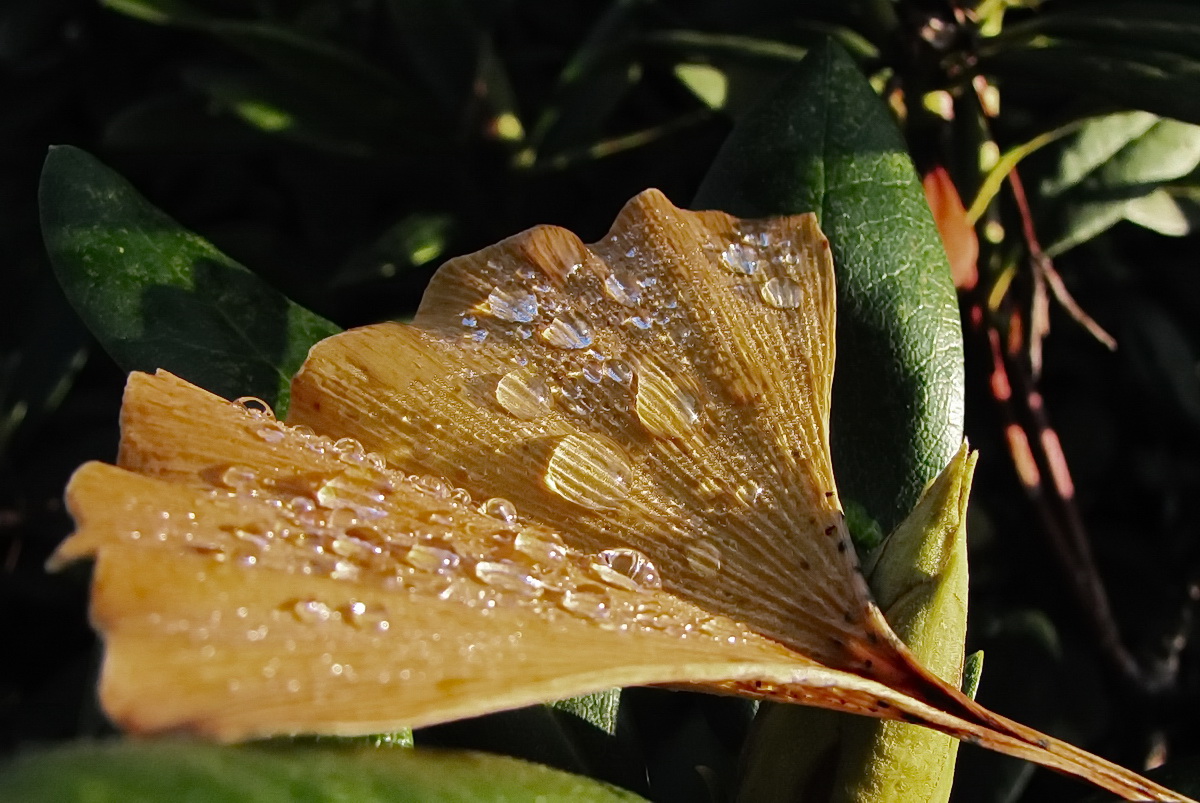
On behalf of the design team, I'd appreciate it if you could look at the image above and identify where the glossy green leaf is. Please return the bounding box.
[0,741,648,803]
[39,146,341,414]
[695,38,965,535]
[1038,112,1200,255]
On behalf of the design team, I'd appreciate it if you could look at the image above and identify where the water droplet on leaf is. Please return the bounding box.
[543,434,634,510]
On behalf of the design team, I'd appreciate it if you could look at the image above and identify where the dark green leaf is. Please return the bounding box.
[983,43,1200,127]
[39,146,340,414]
[695,39,965,535]
[0,741,648,802]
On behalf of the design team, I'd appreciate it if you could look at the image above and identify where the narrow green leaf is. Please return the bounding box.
[695,38,965,534]
[0,741,648,802]
[39,146,340,414]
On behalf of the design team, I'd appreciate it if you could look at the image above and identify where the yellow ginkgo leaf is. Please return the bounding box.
[53,190,1189,801]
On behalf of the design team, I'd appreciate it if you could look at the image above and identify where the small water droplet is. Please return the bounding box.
[735,480,763,505]
[759,277,802,309]
[605,359,634,384]
[543,434,634,510]
[404,544,461,574]
[293,599,335,624]
[256,424,285,443]
[604,271,643,307]
[235,396,275,418]
[495,366,553,420]
[461,314,477,327]
[475,560,542,596]
[540,312,593,349]
[220,466,258,490]
[486,287,538,323]
[685,539,723,577]
[624,315,653,330]
[513,530,566,566]
[634,361,701,438]
[481,497,518,524]
[720,242,759,274]
[561,589,611,621]
[413,475,452,500]
[593,547,662,590]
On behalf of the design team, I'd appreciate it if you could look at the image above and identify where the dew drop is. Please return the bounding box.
[481,497,518,524]
[543,434,634,510]
[604,271,643,307]
[593,547,661,590]
[735,480,763,506]
[759,277,803,309]
[605,359,634,384]
[560,589,611,621]
[486,287,538,323]
[634,361,701,439]
[235,396,275,418]
[404,544,461,574]
[495,366,553,420]
[256,424,285,443]
[220,466,258,490]
[513,530,566,566]
[685,539,723,578]
[720,242,759,275]
[540,312,593,349]
[474,560,543,596]
[293,599,335,624]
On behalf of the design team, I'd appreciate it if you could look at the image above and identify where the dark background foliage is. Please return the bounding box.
[5,1,1200,800]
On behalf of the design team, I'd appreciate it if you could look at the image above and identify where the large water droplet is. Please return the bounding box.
[759,277,802,309]
[604,271,643,307]
[495,366,553,420]
[543,434,634,510]
[486,287,538,323]
[634,361,701,439]
[540,313,593,349]
[593,547,661,590]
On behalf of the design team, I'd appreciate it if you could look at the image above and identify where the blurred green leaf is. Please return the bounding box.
[103,0,440,155]
[1038,112,1200,254]
[983,42,1200,127]
[695,38,965,535]
[39,145,340,414]
[0,741,648,802]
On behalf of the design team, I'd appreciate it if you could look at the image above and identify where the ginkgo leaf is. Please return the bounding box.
[54,190,1189,801]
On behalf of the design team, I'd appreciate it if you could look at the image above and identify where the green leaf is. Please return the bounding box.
[0,741,648,802]
[982,43,1200,127]
[39,146,340,414]
[694,38,965,535]
[1037,112,1200,254]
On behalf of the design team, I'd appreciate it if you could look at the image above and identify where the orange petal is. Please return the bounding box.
[923,167,979,291]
